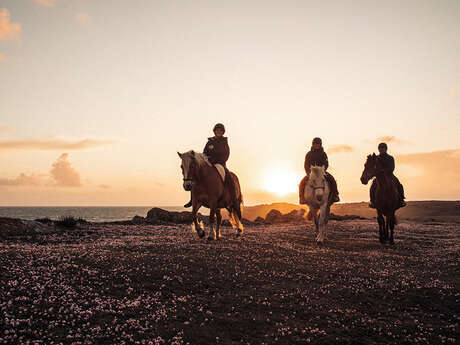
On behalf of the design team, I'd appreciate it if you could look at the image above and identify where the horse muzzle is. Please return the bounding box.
[360,174,369,185]
[183,181,193,191]
[315,189,324,202]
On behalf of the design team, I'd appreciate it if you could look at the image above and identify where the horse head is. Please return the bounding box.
[177,150,211,191]
[178,150,197,191]
[309,165,326,202]
[360,153,378,185]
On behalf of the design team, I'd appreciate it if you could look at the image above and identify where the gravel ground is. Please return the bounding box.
[1,219,459,344]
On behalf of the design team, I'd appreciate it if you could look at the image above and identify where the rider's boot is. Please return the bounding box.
[184,193,192,208]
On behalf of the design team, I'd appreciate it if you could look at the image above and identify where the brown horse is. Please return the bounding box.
[177,150,244,240]
[360,153,400,244]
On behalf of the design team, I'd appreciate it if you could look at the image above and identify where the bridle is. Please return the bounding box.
[182,158,197,184]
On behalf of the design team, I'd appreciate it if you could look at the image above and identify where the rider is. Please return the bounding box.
[369,142,406,208]
[184,123,234,208]
[299,137,340,204]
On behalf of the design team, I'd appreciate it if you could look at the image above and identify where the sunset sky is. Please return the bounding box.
[1,0,459,206]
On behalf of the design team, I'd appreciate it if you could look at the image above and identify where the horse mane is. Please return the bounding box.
[184,150,211,167]
[310,166,325,177]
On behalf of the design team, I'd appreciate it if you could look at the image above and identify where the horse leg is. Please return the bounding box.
[207,203,217,241]
[377,210,385,244]
[234,202,244,236]
[317,204,328,243]
[215,209,222,240]
[313,209,321,242]
[389,212,395,245]
[192,201,205,238]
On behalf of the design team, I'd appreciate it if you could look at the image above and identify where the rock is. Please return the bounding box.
[254,216,265,224]
[146,208,199,224]
[0,217,53,238]
[329,213,363,221]
[263,209,307,224]
[242,218,254,226]
[264,209,283,224]
[131,215,145,224]
[146,208,172,222]
[282,209,306,223]
[172,212,195,223]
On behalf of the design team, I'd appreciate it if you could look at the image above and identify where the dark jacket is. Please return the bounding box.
[378,153,395,175]
[203,136,230,166]
[304,147,329,174]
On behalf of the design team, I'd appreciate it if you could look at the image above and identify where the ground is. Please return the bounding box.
[0,220,459,345]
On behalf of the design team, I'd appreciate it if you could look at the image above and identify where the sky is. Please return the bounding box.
[0,0,459,206]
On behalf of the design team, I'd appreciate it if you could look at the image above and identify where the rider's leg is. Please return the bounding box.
[326,173,340,203]
[184,192,192,208]
[299,175,308,204]
[369,179,377,208]
[393,176,406,207]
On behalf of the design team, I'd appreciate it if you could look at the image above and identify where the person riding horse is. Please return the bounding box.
[369,143,406,208]
[184,123,236,208]
[299,137,340,204]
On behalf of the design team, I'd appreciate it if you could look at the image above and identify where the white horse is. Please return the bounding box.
[304,165,331,243]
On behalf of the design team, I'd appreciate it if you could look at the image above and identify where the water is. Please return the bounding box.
[0,206,193,222]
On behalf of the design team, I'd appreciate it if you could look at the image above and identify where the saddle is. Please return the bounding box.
[213,164,226,183]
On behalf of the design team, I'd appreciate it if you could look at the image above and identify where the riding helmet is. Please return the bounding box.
[312,137,322,145]
[378,142,388,150]
[213,123,225,134]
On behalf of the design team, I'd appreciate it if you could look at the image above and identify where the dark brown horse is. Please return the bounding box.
[178,150,244,240]
[360,153,400,244]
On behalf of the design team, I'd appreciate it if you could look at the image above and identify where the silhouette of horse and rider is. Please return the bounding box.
[178,123,406,244]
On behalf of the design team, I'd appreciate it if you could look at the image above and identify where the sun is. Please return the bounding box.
[263,168,301,196]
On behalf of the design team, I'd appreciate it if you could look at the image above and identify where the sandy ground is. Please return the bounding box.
[0,220,459,344]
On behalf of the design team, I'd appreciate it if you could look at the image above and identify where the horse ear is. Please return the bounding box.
[177,152,182,158]
[372,153,376,157]
[191,150,195,157]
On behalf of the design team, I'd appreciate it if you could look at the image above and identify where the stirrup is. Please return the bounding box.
[184,201,192,208]
[400,200,407,207]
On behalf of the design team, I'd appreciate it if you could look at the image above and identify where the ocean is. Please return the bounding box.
[0,206,199,222]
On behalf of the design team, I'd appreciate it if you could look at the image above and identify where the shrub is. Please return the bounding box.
[55,216,78,228]
[35,217,53,224]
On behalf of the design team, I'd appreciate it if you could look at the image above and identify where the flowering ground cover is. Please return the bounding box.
[1,220,459,344]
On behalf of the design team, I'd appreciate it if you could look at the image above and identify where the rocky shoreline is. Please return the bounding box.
[0,207,365,238]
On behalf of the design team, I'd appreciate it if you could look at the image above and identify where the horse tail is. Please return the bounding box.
[228,173,244,232]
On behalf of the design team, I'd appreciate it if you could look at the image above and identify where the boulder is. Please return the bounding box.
[146,208,173,222]
[264,209,283,224]
[0,217,53,238]
[254,216,265,224]
[145,208,199,224]
[131,215,145,224]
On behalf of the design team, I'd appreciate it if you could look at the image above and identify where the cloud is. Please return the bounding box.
[396,149,460,199]
[0,138,114,151]
[50,153,81,187]
[328,145,354,154]
[0,52,6,62]
[0,153,83,188]
[0,8,21,41]
[34,0,56,7]
[0,173,45,186]
[0,125,10,132]
[98,184,110,189]
[75,12,91,26]
[450,88,460,97]
[376,136,410,145]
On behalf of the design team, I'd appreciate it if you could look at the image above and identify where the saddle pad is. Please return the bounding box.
[214,164,226,182]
